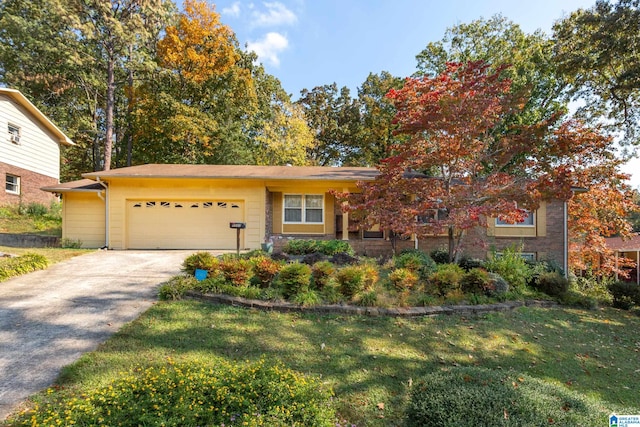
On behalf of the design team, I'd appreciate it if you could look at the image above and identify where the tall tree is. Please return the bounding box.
[0,0,173,176]
[297,83,361,166]
[553,0,640,146]
[415,15,566,125]
[353,71,405,166]
[341,61,631,265]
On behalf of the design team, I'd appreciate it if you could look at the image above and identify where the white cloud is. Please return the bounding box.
[246,32,289,67]
[222,2,241,17]
[251,2,297,27]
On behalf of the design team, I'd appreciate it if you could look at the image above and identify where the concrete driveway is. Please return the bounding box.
[0,249,199,421]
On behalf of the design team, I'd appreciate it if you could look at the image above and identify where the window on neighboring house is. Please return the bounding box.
[6,174,20,194]
[8,124,21,144]
[284,194,324,223]
[496,210,534,226]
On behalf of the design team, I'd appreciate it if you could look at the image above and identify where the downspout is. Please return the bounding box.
[96,177,109,249]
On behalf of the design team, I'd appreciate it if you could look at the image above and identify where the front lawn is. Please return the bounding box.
[6,301,640,426]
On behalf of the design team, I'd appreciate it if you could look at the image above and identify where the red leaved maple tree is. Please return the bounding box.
[340,61,635,270]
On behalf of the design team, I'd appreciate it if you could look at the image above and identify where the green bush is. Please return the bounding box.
[311,260,336,290]
[277,262,312,299]
[12,358,336,427]
[486,273,510,297]
[283,239,354,256]
[573,272,614,305]
[60,238,83,249]
[0,253,48,281]
[533,271,570,297]
[292,289,322,306]
[181,252,217,275]
[429,248,450,264]
[404,367,606,427]
[460,268,491,295]
[158,275,198,300]
[335,265,365,298]
[395,249,436,280]
[485,246,532,292]
[359,263,379,291]
[252,256,283,288]
[608,281,640,310]
[428,263,464,296]
[388,268,419,291]
[355,290,378,307]
[22,202,49,217]
[219,258,253,287]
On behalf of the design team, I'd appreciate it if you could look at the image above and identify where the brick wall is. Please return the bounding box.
[0,162,58,205]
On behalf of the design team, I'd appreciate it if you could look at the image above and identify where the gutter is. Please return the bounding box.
[96,177,109,249]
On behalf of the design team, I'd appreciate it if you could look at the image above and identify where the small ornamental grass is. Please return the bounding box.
[405,367,608,427]
[11,358,335,427]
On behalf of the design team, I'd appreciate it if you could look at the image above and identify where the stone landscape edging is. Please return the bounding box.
[184,291,558,317]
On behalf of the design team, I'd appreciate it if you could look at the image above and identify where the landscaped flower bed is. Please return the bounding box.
[161,239,602,310]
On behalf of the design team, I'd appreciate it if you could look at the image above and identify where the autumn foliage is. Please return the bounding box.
[340,61,636,272]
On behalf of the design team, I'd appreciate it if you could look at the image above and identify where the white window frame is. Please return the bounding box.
[495,209,535,227]
[8,123,21,144]
[6,174,20,195]
[283,194,324,224]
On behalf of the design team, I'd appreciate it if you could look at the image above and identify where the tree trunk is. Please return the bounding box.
[103,53,115,171]
[448,226,455,263]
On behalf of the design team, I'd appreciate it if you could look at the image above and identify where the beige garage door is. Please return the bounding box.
[127,200,244,249]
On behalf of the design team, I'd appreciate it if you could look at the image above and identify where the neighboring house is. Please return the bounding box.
[0,88,74,204]
[605,234,640,284]
[43,163,570,268]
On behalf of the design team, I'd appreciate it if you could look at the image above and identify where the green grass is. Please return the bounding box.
[9,301,640,426]
[0,246,92,265]
[0,203,62,236]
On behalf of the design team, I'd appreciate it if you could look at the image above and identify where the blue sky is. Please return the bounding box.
[211,0,639,187]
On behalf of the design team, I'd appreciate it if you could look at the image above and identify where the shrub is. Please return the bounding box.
[573,272,613,305]
[60,238,83,249]
[0,253,48,281]
[395,249,436,280]
[355,290,378,307]
[252,256,283,288]
[359,264,379,291]
[311,260,336,290]
[460,268,491,295]
[292,289,322,306]
[458,256,484,272]
[608,281,640,310]
[181,252,217,275]
[404,367,606,426]
[158,275,198,300]
[320,281,343,304]
[388,268,419,291]
[485,246,532,292]
[533,271,570,297]
[335,265,365,298]
[329,252,359,266]
[283,239,318,255]
[302,252,327,265]
[318,239,354,255]
[12,358,336,427]
[429,248,450,264]
[428,263,465,296]
[219,258,253,287]
[277,262,312,299]
[22,202,49,217]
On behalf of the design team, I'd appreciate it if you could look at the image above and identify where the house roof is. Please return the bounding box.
[0,88,74,146]
[82,164,379,181]
[41,179,104,193]
[605,234,640,252]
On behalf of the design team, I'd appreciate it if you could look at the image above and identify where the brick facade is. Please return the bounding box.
[0,161,58,205]
[269,194,566,266]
